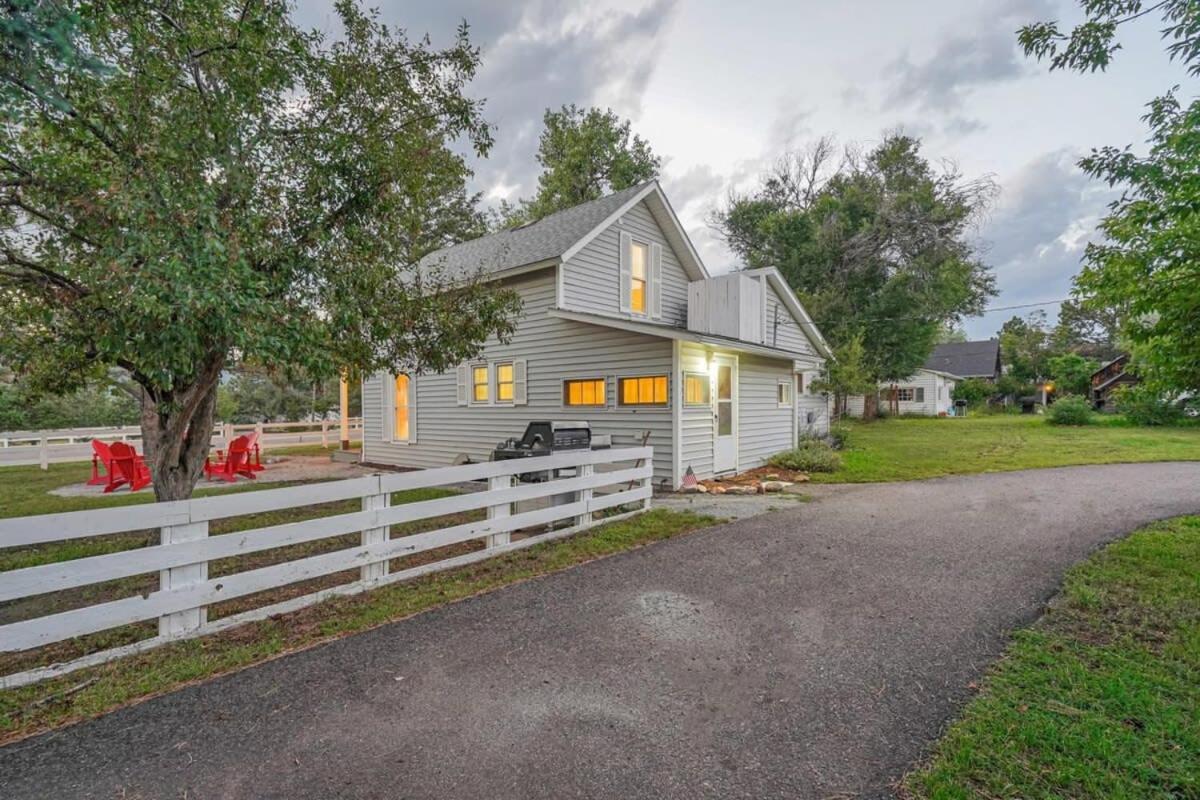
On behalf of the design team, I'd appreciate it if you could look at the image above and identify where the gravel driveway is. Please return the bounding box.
[3,462,1198,799]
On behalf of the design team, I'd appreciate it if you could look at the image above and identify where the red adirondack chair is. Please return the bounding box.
[204,433,259,483]
[88,440,115,486]
[104,441,152,493]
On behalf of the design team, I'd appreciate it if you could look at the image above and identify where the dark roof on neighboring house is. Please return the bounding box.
[416,181,654,281]
[923,339,1001,379]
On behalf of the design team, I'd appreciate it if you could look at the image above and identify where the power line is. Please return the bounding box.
[800,297,1070,328]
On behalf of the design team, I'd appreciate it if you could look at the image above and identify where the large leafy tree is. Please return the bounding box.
[715,134,996,417]
[0,0,521,500]
[500,104,660,226]
[1020,1,1200,395]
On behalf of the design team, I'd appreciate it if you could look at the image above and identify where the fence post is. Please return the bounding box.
[255,421,264,441]
[38,433,48,471]
[361,481,390,582]
[321,420,329,448]
[642,454,653,510]
[159,521,209,636]
[487,474,512,548]
[576,463,594,528]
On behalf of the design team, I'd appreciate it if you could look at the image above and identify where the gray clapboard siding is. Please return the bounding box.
[736,353,795,472]
[678,343,714,479]
[561,199,690,326]
[844,370,953,417]
[762,278,816,356]
[363,268,676,484]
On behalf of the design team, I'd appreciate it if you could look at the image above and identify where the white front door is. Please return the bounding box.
[713,354,738,474]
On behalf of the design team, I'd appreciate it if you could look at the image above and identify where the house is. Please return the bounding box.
[1091,354,1137,411]
[922,339,1002,382]
[843,367,961,418]
[360,181,832,489]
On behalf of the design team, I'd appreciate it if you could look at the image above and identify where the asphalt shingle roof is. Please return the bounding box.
[923,339,1001,379]
[416,182,653,280]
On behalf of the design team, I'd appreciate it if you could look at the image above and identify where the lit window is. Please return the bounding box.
[777,380,792,406]
[683,373,709,406]
[394,374,410,441]
[496,362,514,403]
[619,375,668,406]
[564,378,606,407]
[630,241,648,314]
[472,365,489,403]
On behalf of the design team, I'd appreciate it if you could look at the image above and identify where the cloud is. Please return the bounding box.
[883,0,1053,133]
[965,149,1118,337]
[293,0,679,202]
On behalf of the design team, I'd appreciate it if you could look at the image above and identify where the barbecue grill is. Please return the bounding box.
[491,420,598,482]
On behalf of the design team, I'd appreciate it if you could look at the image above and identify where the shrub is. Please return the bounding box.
[1114,385,1184,426]
[1046,395,1093,426]
[769,440,841,473]
[952,377,992,407]
[828,423,850,451]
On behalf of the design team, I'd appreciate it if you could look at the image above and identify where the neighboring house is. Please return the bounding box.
[843,368,961,418]
[360,181,832,489]
[922,339,1002,382]
[1091,354,1137,411]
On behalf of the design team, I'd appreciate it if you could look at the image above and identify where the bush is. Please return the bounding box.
[952,377,992,407]
[769,440,842,473]
[1115,385,1184,426]
[828,423,850,451]
[1046,395,1093,426]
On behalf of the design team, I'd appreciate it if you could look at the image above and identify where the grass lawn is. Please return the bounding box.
[905,516,1200,799]
[815,414,1200,483]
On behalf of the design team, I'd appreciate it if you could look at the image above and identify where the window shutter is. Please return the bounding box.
[456,364,468,406]
[649,242,663,319]
[619,230,632,313]
[381,373,394,441]
[513,359,528,405]
[916,387,925,403]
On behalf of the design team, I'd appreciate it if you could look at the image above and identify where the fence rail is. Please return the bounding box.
[0,446,652,687]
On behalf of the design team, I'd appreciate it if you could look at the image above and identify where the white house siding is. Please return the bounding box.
[762,279,816,356]
[843,370,955,417]
[678,342,714,479]
[736,353,796,473]
[561,199,690,326]
[362,268,677,486]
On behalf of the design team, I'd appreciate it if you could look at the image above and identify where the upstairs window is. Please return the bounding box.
[630,241,648,314]
[472,365,489,403]
[496,362,514,403]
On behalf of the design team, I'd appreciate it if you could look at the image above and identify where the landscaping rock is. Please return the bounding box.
[709,485,726,494]
[679,484,707,494]
[723,485,758,495]
[761,481,793,492]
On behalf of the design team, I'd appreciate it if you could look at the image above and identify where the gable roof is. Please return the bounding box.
[740,267,834,360]
[417,180,707,282]
[923,339,1001,378]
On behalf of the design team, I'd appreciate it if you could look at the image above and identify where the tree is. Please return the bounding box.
[951,377,992,408]
[0,1,521,500]
[1051,298,1121,360]
[1046,352,1099,397]
[1020,1,1200,396]
[999,312,1052,384]
[500,105,660,226]
[715,133,996,418]
[811,332,877,418]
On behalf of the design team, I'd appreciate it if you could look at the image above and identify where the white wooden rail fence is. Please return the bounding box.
[0,446,652,688]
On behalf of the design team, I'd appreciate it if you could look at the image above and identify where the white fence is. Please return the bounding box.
[0,446,652,688]
[0,418,364,469]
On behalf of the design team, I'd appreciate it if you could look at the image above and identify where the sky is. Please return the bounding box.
[294,0,1189,339]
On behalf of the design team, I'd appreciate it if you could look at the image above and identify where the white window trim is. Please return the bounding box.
[777,378,793,408]
[561,377,608,409]
[629,239,650,317]
[683,371,710,407]
[469,362,491,406]
[495,360,515,405]
[392,373,414,444]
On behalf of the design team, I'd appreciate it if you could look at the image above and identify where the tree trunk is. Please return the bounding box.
[140,357,224,502]
[863,391,878,420]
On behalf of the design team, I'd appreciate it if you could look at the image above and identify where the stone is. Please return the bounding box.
[761,481,793,492]
[679,485,705,494]
[763,473,780,481]
[709,485,726,494]
[723,485,757,495]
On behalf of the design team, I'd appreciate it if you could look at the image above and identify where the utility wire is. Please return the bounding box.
[798,297,1069,329]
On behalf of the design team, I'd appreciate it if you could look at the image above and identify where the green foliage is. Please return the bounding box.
[0,381,139,431]
[827,423,850,451]
[951,377,992,407]
[1114,384,1185,427]
[499,105,660,225]
[1046,395,1093,426]
[715,134,996,393]
[999,311,1052,384]
[994,373,1034,401]
[0,1,521,497]
[1020,2,1200,398]
[216,367,361,424]
[769,440,842,473]
[812,332,876,402]
[1046,352,1099,397]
